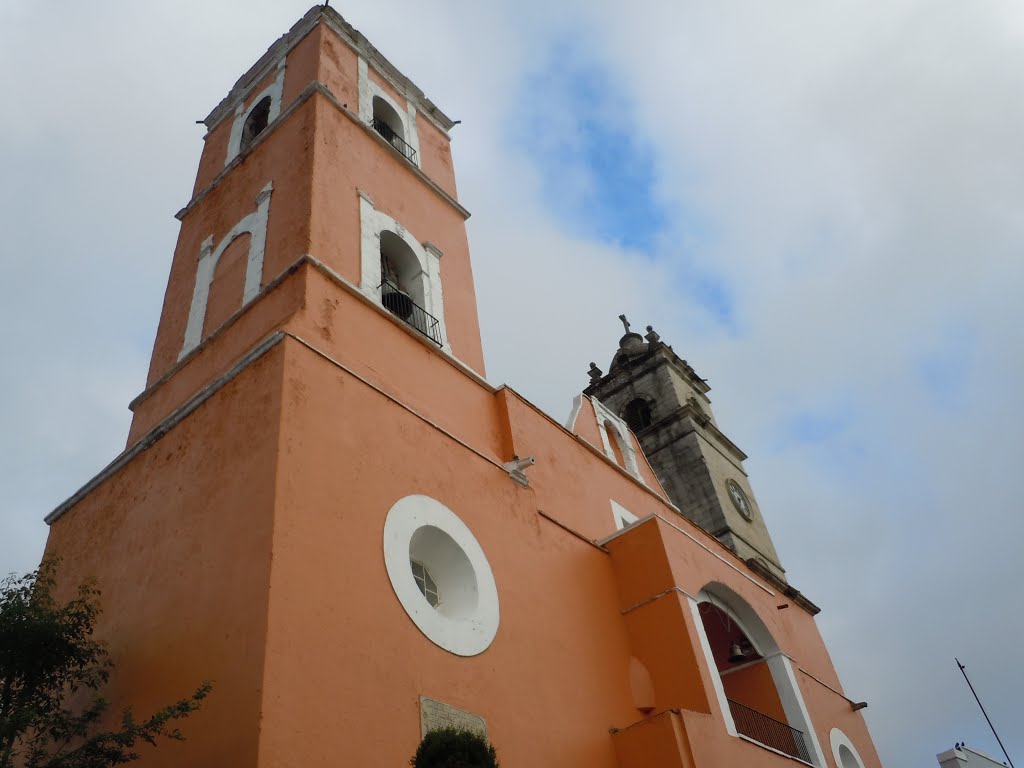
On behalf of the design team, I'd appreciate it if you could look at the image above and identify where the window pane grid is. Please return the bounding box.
[410,560,440,607]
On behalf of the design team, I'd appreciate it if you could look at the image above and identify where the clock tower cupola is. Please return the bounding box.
[584,318,811,606]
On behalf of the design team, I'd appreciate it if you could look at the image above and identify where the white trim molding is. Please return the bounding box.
[225,58,286,165]
[383,495,500,657]
[768,654,828,767]
[610,499,639,531]
[564,394,584,431]
[829,728,866,768]
[688,595,738,736]
[180,182,273,359]
[693,585,827,768]
[358,56,421,167]
[592,397,642,481]
[358,195,449,352]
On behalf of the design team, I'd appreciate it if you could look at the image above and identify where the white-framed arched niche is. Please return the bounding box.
[359,193,448,351]
[829,729,866,768]
[180,182,273,359]
[592,397,643,481]
[690,583,826,767]
[383,495,499,657]
[225,58,286,165]
[357,57,421,166]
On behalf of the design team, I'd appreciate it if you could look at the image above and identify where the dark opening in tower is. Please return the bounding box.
[240,96,272,152]
[622,398,654,432]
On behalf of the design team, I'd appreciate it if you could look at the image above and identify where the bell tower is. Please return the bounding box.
[125,5,486,447]
[584,317,804,598]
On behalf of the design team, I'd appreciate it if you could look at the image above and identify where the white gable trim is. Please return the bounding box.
[593,396,642,481]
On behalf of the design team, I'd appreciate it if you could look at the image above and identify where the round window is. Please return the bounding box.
[383,495,499,656]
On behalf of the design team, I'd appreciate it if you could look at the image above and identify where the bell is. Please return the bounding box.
[728,642,746,663]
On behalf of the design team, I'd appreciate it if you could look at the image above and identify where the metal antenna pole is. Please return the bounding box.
[956,658,1015,768]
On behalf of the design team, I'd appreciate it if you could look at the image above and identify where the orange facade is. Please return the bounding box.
[42,7,883,768]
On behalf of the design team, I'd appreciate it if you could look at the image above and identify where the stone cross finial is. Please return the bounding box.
[618,314,630,333]
[588,362,603,382]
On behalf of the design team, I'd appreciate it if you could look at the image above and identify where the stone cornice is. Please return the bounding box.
[585,347,711,403]
[204,6,456,136]
[47,332,287,525]
[640,404,748,465]
[745,558,821,616]
[131,253,490,414]
[179,81,471,224]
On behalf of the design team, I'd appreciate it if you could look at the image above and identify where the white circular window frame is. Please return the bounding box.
[830,728,866,768]
[383,495,499,656]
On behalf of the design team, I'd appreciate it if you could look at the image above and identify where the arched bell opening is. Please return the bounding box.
[697,588,817,764]
[240,96,271,152]
[379,231,425,322]
[622,397,654,433]
[371,96,415,161]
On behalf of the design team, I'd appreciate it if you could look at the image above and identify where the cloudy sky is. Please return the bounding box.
[2,1,1022,765]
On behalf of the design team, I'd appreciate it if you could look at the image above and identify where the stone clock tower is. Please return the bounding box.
[584,318,813,607]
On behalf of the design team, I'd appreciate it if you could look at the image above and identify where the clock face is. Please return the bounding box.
[726,479,753,520]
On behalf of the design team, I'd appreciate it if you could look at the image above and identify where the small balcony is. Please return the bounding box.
[728,699,812,763]
[380,278,442,347]
[372,118,417,162]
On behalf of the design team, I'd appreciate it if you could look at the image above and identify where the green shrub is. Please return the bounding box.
[410,728,500,768]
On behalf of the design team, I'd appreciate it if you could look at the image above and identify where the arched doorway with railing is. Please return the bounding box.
[694,583,825,766]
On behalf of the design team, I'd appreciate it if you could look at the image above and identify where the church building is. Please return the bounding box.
[41,7,883,767]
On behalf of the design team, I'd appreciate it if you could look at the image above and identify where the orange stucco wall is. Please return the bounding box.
[307,93,482,371]
[613,710,695,768]
[43,346,285,768]
[255,337,639,766]
[723,662,787,723]
[315,24,360,113]
[142,95,316,394]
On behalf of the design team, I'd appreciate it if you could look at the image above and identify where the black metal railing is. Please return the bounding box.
[379,279,442,346]
[372,118,417,162]
[728,699,811,763]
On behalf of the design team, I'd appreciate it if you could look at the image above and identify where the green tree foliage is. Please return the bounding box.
[410,728,500,768]
[0,561,210,768]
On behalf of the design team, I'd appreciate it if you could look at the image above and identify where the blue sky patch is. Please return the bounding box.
[915,322,976,407]
[510,40,667,252]
[509,35,735,329]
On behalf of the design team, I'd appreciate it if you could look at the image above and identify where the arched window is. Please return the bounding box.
[379,231,441,345]
[372,96,416,161]
[604,421,627,467]
[694,586,823,765]
[830,729,867,768]
[622,398,654,433]
[240,96,271,152]
[838,745,860,768]
[592,398,643,481]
